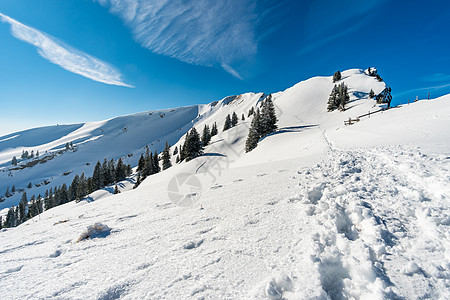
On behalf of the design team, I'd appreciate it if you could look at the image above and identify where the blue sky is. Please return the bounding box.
[1,0,450,135]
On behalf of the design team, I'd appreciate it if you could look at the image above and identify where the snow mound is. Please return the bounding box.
[76,223,111,242]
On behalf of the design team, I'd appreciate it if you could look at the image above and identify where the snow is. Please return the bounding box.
[1,69,449,299]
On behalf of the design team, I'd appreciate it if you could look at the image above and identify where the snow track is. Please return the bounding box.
[289,146,450,299]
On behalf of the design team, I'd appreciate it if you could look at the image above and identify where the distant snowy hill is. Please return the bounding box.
[1,69,449,299]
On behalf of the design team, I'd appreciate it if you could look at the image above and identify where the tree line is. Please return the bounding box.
[1,157,132,228]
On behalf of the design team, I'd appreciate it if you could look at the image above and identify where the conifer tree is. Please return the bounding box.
[176,155,180,163]
[162,142,172,170]
[337,82,350,111]
[69,174,80,201]
[93,161,104,190]
[260,95,278,136]
[242,114,245,121]
[211,122,218,136]
[115,158,126,182]
[369,89,375,99]
[36,150,39,157]
[173,146,178,156]
[5,206,16,228]
[248,107,255,117]
[77,173,88,200]
[18,192,28,224]
[153,150,160,173]
[28,182,32,189]
[137,153,145,172]
[223,114,232,131]
[327,85,339,111]
[201,124,211,146]
[11,156,17,166]
[333,70,341,82]
[60,183,68,204]
[245,108,262,152]
[5,187,10,197]
[12,185,15,193]
[185,128,203,161]
[231,112,238,127]
[0,216,2,230]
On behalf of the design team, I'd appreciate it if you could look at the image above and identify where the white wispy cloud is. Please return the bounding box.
[0,12,133,87]
[95,0,259,79]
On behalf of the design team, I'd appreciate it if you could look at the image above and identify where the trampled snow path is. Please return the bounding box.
[282,146,450,299]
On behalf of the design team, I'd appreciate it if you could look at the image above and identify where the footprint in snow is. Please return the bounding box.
[233,179,244,182]
[257,174,267,177]
[210,185,223,190]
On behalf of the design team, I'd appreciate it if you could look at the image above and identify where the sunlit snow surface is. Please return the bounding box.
[1,69,449,299]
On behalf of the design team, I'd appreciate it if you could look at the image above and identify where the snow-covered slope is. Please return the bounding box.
[1,69,449,299]
[0,105,201,209]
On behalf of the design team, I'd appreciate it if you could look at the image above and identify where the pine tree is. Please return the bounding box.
[327,85,339,111]
[65,142,70,150]
[69,174,80,201]
[137,154,145,172]
[245,108,262,152]
[231,112,238,127]
[333,70,341,82]
[201,125,211,146]
[176,155,180,163]
[19,192,28,224]
[369,89,375,99]
[162,142,172,170]
[260,95,278,136]
[337,82,350,111]
[11,156,17,166]
[36,150,39,157]
[248,107,255,117]
[115,158,126,182]
[173,146,178,156]
[223,114,232,131]
[211,122,218,136]
[12,185,15,193]
[242,114,245,121]
[185,128,203,161]
[153,150,160,173]
[0,216,2,230]
[5,187,10,197]
[28,182,32,189]
[5,206,16,228]
[60,183,68,204]
[92,161,104,190]
[77,173,88,200]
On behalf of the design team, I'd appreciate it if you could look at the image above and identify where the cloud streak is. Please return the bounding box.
[95,0,259,79]
[0,12,132,87]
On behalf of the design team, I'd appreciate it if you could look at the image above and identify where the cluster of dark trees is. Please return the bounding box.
[11,150,40,166]
[2,157,132,228]
[135,147,162,187]
[223,112,239,131]
[245,94,278,152]
[367,67,383,82]
[327,82,350,111]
